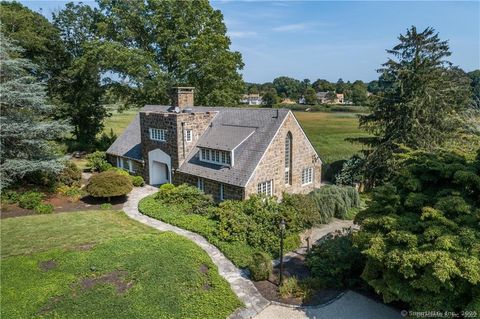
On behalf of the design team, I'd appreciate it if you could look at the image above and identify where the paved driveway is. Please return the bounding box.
[255,291,402,319]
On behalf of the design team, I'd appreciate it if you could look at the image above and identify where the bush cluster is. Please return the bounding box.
[248,252,272,281]
[56,185,86,202]
[1,190,20,204]
[18,191,44,209]
[309,185,360,219]
[86,151,111,172]
[131,175,145,187]
[34,203,54,214]
[57,162,82,187]
[306,229,365,289]
[86,171,133,198]
[156,183,214,215]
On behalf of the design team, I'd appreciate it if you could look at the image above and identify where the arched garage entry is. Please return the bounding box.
[148,149,172,185]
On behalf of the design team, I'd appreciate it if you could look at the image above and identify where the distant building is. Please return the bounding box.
[316,91,345,104]
[316,92,329,104]
[240,93,262,105]
[335,93,345,104]
[280,98,296,105]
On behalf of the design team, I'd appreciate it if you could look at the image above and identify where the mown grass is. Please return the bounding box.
[293,111,370,163]
[1,211,242,319]
[104,108,140,136]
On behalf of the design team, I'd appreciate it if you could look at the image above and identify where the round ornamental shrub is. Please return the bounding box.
[131,175,145,187]
[248,252,272,281]
[57,161,82,186]
[18,191,44,209]
[86,171,133,198]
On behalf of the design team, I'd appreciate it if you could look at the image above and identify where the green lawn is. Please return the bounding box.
[1,211,241,319]
[294,111,369,163]
[103,107,368,164]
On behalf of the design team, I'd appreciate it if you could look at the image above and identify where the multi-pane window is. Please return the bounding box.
[197,178,204,192]
[185,129,192,142]
[257,180,273,196]
[199,148,231,166]
[149,128,166,141]
[302,167,313,185]
[285,132,292,185]
[116,157,133,172]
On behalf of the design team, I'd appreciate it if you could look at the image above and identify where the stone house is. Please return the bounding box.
[106,87,322,201]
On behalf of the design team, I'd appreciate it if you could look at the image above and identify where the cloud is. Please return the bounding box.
[228,31,258,38]
[272,23,308,32]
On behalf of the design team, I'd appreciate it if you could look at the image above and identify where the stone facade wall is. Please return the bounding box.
[245,111,321,199]
[140,110,216,184]
[174,172,245,202]
[106,154,144,176]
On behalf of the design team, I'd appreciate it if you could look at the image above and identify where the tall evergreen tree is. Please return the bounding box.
[0,34,70,188]
[357,26,471,186]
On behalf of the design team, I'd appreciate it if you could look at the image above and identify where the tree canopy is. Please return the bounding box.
[354,149,480,313]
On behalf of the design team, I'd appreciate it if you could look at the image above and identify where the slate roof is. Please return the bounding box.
[107,105,291,187]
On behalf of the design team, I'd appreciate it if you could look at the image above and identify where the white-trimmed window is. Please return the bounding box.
[116,157,133,172]
[199,148,231,166]
[185,129,193,142]
[285,132,292,185]
[302,167,313,185]
[197,178,204,192]
[219,183,224,201]
[149,128,166,141]
[257,180,273,196]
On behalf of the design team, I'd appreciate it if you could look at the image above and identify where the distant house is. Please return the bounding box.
[280,98,296,105]
[107,87,322,201]
[335,93,345,104]
[316,92,345,104]
[316,92,329,104]
[240,93,262,105]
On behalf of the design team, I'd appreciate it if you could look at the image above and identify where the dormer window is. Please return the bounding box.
[199,148,231,166]
[150,128,166,142]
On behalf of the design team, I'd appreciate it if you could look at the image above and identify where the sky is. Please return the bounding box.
[19,0,480,83]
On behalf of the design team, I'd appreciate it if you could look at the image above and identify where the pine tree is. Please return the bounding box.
[0,34,70,188]
[357,26,471,186]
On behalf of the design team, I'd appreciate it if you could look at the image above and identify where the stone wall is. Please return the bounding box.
[140,110,216,184]
[245,111,321,199]
[174,172,245,201]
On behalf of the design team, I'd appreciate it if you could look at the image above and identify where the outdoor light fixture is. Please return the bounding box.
[279,218,286,286]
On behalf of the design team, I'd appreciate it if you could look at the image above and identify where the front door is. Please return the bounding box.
[151,161,169,185]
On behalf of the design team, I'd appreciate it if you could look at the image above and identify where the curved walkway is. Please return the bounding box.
[123,186,270,319]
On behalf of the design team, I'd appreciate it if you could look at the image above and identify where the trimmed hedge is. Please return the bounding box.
[86,171,133,198]
[309,185,360,219]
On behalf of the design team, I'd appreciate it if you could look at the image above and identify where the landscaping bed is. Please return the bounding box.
[1,211,242,318]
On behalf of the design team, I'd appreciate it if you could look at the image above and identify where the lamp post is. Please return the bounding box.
[279,218,286,286]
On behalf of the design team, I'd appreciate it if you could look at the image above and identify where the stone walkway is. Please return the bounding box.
[123,186,270,319]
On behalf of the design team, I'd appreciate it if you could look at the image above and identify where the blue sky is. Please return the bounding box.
[20,1,480,83]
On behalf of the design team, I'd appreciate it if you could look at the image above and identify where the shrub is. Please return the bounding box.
[86,171,133,199]
[56,185,86,202]
[34,203,54,214]
[57,161,82,186]
[155,184,214,215]
[108,167,130,176]
[100,203,112,210]
[131,175,145,187]
[309,185,360,219]
[86,151,109,172]
[335,155,364,186]
[279,277,305,298]
[306,230,365,288]
[18,191,43,209]
[282,193,326,229]
[1,190,20,204]
[249,252,272,281]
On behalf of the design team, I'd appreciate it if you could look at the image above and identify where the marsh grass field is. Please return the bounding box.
[103,108,369,164]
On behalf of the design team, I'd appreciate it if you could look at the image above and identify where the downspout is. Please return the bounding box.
[181,121,186,160]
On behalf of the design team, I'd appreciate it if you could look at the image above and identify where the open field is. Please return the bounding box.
[1,211,241,319]
[103,108,368,164]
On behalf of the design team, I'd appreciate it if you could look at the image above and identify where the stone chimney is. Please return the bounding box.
[171,87,194,110]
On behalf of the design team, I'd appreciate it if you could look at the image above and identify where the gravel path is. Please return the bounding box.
[255,291,402,319]
[123,186,270,319]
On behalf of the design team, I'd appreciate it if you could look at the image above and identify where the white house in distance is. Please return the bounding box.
[240,93,263,105]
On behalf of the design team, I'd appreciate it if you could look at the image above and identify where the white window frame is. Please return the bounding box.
[185,129,193,142]
[302,167,313,185]
[199,148,231,166]
[197,177,204,192]
[257,180,273,196]
[116,157,133,173]
[220,183,224,201]
[149,128,167,142]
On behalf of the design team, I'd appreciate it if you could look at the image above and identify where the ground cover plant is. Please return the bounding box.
[1,211,241,319]
[139,184,309,268]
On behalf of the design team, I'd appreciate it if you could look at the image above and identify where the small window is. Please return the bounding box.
[149,128,166,142]
[185,129,192,142]
[220,183,224,201]
[197,178,204,192]
[257,180,273,196]
[302,167,313,185]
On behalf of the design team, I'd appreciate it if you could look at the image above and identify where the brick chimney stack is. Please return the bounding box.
[171,87,194,110]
